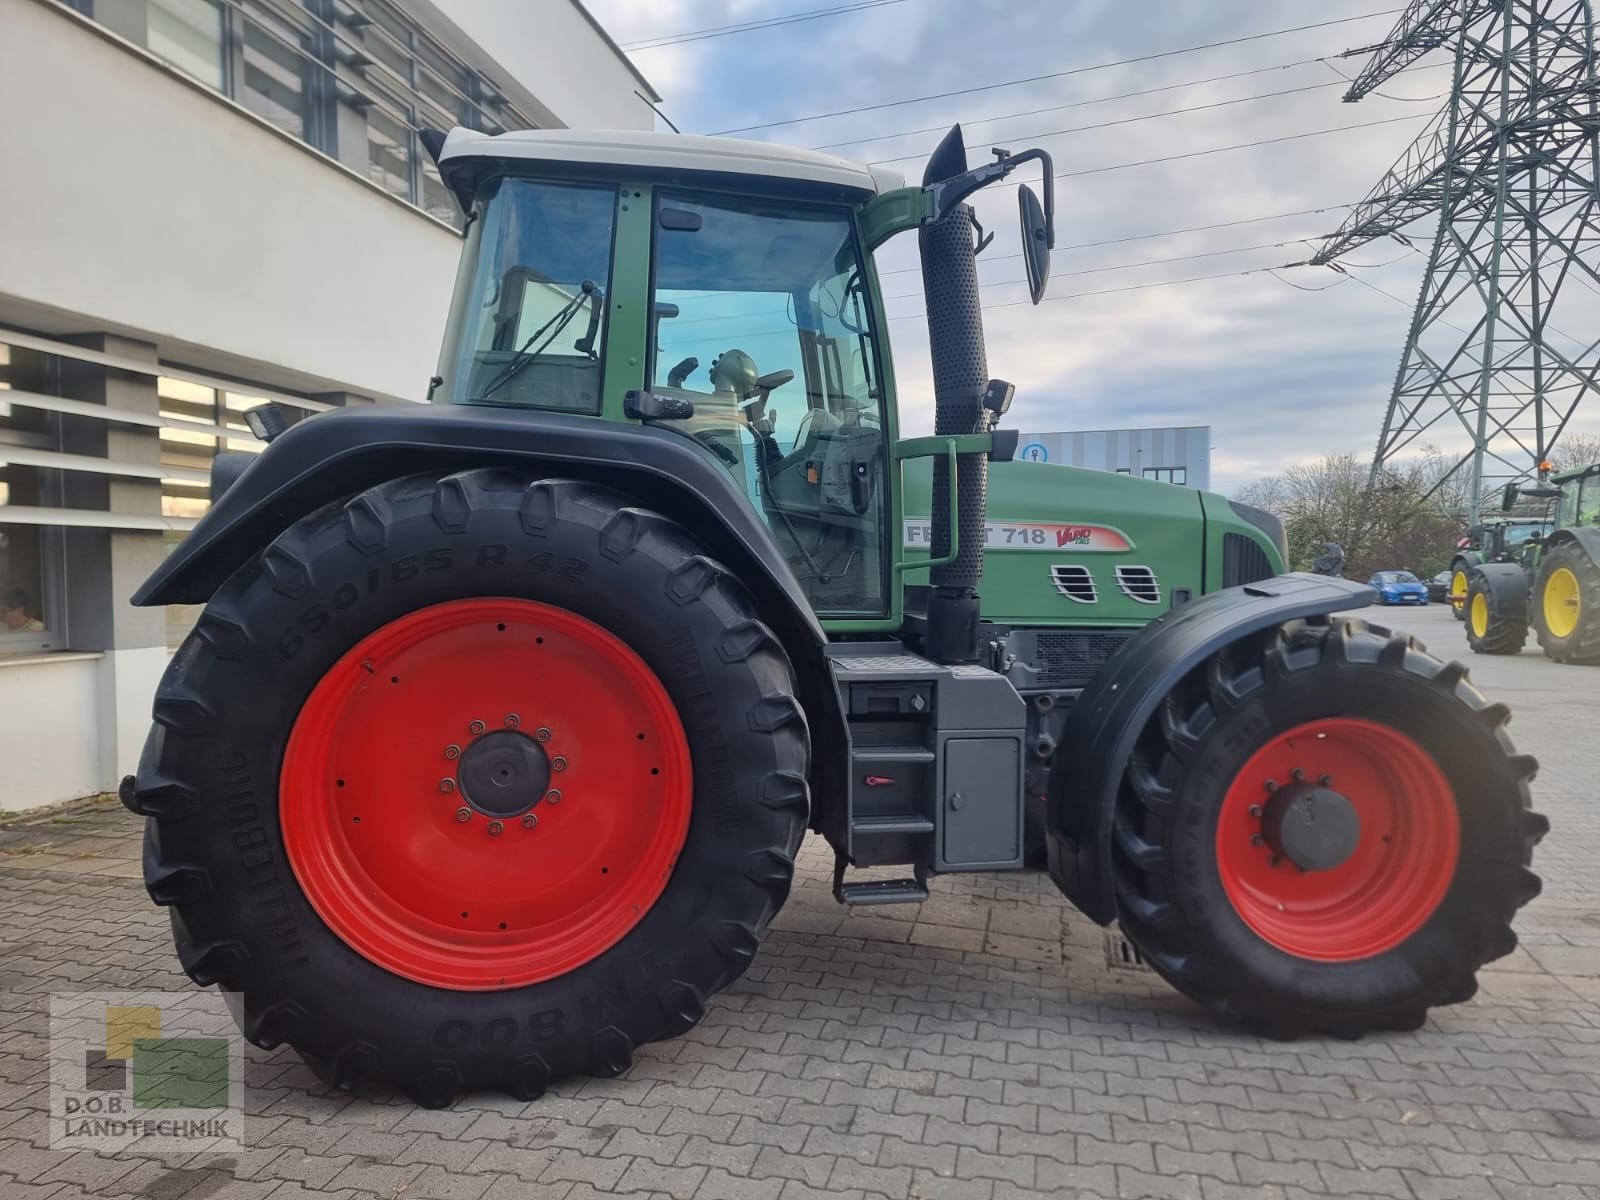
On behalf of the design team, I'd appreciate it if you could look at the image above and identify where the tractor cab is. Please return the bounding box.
[431,132,912,619]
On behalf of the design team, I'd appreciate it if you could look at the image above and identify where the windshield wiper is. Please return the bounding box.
[478,280,598,400]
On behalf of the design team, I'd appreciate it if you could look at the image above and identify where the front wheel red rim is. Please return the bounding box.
[280,598,693,991]
[1215,718,1460,962]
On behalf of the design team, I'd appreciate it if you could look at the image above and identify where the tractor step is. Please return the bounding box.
[832,854,929,905]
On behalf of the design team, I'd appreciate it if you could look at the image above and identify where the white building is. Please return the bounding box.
[1013,426,1213,491]
[0,0,655,809]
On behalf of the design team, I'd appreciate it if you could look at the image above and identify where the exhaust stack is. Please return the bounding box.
[919,128,992,664]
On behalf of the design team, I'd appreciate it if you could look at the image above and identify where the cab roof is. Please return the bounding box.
[435,127,907,208]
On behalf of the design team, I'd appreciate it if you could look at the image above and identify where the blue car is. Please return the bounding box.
[1368,570,1430,605]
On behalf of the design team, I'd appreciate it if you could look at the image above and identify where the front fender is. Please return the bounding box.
[133,404,846,808]
[1045,572,1375,924]
[1471,561,1531,621]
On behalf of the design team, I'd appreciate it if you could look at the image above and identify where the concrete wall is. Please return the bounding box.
[420,0,658,131]
[0,654,106,806]
[0,0,462,403]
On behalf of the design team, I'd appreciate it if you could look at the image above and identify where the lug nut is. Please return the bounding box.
[1291,768,1305,782]
[1319,774,1333,786]
[444,744,461,760]
[522,812,538,829]
[454,807,471,823]
[545,789,562,805]
[439,778,456,793]
[488,820,504,837]
[1248,804,1263,818]
[551,756,568,772]
[1251,834,1266,847]
[505,714,520,728]
[1264,779,1278,793]
[535,727,552,742]
[469,720,486,736]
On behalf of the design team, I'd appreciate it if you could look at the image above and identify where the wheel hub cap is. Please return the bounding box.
[1262,783,1360,872]
[458,730,550,818]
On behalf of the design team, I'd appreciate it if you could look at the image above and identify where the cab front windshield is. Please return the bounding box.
[649,192,889,617]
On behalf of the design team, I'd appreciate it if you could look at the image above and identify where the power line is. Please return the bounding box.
[881,263,1302,322]
[621,0,909,51]
[879,236,1323,300]
[867,78,1352,167]
[1045,113,1427,184]
[810,54,1337,152]
[875,202,1360,276]
[708,8,1403,135]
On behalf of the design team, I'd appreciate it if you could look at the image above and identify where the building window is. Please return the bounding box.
[158,378,268,647]
[147,0,225,90]
[130,0,537,223]
[1142,466,1187,485]
[0,342,66,654]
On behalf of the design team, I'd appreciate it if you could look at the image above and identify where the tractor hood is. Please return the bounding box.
[900,460,1217,625]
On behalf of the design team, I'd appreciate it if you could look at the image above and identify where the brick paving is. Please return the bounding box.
[2,603,1598,1199]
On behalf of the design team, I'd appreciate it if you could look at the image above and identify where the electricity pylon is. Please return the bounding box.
[1312,0,1600,521]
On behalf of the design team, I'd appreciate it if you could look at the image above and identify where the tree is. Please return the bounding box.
[1234,454,1457,580]
[1550,433,1600,472]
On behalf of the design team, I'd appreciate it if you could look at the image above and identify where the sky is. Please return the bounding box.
[583,0,1600,495]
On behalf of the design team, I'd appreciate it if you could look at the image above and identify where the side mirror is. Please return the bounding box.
[1018,185,1051,305]
[1501,482,1520,512]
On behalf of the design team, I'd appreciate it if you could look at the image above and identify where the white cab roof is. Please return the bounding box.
[438,127,907,198]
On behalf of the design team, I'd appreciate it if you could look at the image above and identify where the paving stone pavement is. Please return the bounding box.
[1,603,1598,1199]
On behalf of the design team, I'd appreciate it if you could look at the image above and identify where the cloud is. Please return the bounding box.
[583,0,1600,495]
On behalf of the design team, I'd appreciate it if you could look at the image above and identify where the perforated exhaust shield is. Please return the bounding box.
[919,203,991,661]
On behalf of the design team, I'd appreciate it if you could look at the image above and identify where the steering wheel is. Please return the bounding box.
[740,367,794,431]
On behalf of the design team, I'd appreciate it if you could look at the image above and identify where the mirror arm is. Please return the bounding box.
[926,147,1056,246]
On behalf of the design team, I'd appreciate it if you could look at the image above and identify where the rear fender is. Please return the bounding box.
[134,404,845,808]
[1472,561,1531,621]
[1542,526,1600,567]
[1045,573,1375,924]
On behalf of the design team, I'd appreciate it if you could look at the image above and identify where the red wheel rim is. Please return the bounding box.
[1215,718,1459,962]
[281,598,693,991]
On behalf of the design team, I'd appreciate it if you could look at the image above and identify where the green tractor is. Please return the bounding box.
[121,125,1544,1106]
[1447,517,1552,620]
[1466,463,1600,661]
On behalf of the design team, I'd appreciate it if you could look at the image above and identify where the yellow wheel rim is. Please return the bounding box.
[1450,569,1469,608]
[1470,592,1490,638]
[1543,566,1581,639]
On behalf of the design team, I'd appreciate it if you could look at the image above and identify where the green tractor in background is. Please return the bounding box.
[1447,516,1552,620]
[120,124,1544,1106]
[1466,463,1600,661]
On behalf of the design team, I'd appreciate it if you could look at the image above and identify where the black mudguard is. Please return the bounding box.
[1543,526,1600,568]
[1473,561,1531,620]
[1045,572,1376,925]
[132,404,845,799]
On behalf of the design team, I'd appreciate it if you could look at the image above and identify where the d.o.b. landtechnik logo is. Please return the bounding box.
[49,991,244,1152]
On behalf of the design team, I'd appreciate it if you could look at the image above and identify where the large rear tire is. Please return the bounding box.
[1464,569,1527,655]
[1111,617,1544,1037]
[1532,541,1600,664]
[126,470,809,1105]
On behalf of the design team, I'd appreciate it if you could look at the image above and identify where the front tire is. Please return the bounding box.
[1111,617,1544,1037]
[1533,542,1600,664]
[127,470,809,1105]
